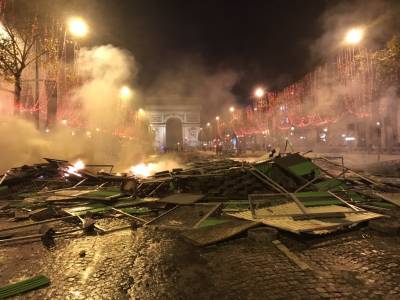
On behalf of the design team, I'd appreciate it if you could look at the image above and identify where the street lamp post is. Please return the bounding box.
[118,85,133,129]
[55,17,89,129]
[376,121,382,161]
[343,26,366,150]
[215,116,220,139]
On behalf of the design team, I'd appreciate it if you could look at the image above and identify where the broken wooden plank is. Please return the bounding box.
[145,206,179,225]
[111,208,147,223]
[0,215,77,234]
[193,203,222,228]
[327,191,363,212]
[272,240,312,270]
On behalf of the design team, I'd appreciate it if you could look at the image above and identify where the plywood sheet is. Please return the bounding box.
[229,207,382,234]
[252,202,303,218]
[182,219,259,246]
[375,193,400,207]
[53,189,93,197]
[249,203,353,219]
[158,193,205,205]
[148,205,214,228]
[261,212,381,233]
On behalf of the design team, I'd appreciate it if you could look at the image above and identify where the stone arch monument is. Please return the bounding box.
[144,104,201,149]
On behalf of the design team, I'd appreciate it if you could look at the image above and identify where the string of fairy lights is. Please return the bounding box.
[205,27,393,144]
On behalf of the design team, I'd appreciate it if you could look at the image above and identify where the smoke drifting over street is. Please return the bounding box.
[72,45,136,130]
[0,45,153,173]
[143,59,240,114]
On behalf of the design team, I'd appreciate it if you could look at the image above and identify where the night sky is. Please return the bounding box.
[73,0,398,102]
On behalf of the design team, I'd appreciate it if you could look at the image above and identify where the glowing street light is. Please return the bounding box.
[206,122,211,127]
[215,116,220,121]
[255,87,264,98]
[119,86,132,100]
[344,27,364,45]
[229,106,235,113]
[68,17,89,38]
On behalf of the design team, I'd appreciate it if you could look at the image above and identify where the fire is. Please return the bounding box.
[66,160,85,177]
[129,162,156,178]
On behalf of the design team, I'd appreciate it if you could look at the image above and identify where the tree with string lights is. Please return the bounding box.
[0,19,46,114]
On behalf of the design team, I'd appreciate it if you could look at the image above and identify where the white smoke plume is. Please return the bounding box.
[0,45,154,173]
[72,45,136,130]
[143,58,240,114]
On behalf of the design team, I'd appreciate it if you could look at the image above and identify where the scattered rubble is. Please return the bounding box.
[1,152,399,243]
[1,151,400,297]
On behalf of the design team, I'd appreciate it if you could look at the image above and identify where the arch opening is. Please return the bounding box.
[166,118,183,150]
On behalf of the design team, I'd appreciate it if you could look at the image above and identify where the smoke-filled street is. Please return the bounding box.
[2,0,400,299]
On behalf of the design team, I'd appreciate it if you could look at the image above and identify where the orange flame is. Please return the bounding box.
[66,160,85,177]
[129,163,156,178]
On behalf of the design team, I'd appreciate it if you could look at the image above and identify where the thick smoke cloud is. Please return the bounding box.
[300,0,400,118]
[279,0,400,154]
[311,0,398,61]
[0,45,153,173]
[72,45,136,130]
[143,58,240,116]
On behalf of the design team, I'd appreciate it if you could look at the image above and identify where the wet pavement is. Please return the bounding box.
[204,230,400,299]
[2,230,136,300]
[1,225,400,299]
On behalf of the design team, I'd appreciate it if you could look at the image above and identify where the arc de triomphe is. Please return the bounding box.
[144,104,201,149]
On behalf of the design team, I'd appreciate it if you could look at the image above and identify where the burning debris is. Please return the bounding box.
[1,151,400,297]
[1,152,399,238]
[129,162,156,178]
[64,160,85,177]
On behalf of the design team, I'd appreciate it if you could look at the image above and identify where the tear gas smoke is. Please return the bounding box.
[143,58,240,115]
[0,45,154,173]
[311,0,399,61]
[279,0,400,155]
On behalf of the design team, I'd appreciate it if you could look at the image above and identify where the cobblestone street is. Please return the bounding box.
[1,230,136,300]
[2,225,400,299]
[203,229,400,299]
